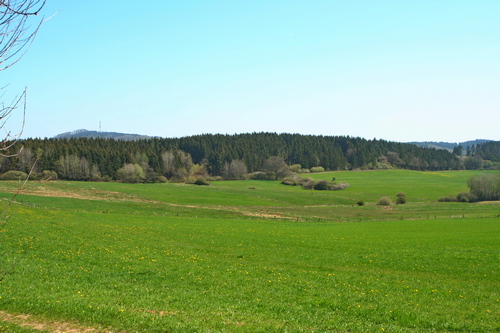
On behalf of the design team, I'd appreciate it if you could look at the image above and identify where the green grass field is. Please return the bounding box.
[0,170,498,332]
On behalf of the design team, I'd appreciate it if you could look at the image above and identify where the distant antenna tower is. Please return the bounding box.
[99,121,101,132]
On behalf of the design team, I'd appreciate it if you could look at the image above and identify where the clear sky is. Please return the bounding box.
[3,1,499,142]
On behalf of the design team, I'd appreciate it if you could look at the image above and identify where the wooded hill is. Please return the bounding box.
[54,129,152,141]
[408,139,492,152]
[1,133,477,182]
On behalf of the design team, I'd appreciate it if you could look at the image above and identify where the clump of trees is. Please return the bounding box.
[262,156,292,180]
[467,173,500,201]
[438,173,500,203]
[162,150,194,183]
[115,164,145,183]
[223,159,247,180]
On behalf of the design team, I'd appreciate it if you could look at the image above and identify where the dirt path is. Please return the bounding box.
[0,311,117,333]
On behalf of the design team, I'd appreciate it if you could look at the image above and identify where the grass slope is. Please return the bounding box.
[0,170,497,332]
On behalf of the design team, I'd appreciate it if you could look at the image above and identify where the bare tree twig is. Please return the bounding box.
[0,0,46,281]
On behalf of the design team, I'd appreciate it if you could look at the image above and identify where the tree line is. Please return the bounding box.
[1,133,496,182]
[451,141,500,170]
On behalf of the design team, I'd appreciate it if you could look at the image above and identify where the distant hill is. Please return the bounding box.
[54,129,152,141]
[408,140,492,153]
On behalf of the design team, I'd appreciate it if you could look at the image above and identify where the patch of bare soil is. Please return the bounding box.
[10,186,160,204]
[476,200,500,205]
[167,203,294,219]
[0,311,117,333]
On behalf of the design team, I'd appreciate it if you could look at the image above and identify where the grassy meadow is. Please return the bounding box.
[0,170,498,332]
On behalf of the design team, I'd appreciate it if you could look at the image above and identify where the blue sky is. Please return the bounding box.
[3,1,499,142]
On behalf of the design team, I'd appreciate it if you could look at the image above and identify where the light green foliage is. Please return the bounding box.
[115,163,145,183]
[310,166,325,173]
[0,170,498,331]
[0,170,28,180]
[289,164,301,173]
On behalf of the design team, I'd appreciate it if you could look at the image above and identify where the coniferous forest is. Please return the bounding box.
[1,133,498,182]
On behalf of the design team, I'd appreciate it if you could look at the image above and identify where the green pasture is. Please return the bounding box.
[0,170,498,332]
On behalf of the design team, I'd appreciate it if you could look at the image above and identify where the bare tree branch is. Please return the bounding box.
[0,0,46,280]
[0,0,46,71]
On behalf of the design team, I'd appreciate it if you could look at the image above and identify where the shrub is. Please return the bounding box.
[157,176,168,183]
[265,171,277,180]
[100,175,113,182]
[438,195,458,202]
[329,182,350,191]
[281,177,297,186]
[396,196,406,204]
[0,170,28,180]
[248,171,270,180]
[314,180,329,190]
[377,196,393,206]
[310,166,325,173]
[357,200,365,206]
[456,192,478,202]
[300,178,315,190]
[396,192,407,204]
[41,170,58,180]
[194,176,210,186]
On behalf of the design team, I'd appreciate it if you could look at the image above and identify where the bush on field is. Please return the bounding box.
[456,191,477,202]
[281,177,298,186]
[396,192,407,204]
[41,170,58,180]
[248,171,270,180]
[330,182,349,190]
[157,176,168,183]
[438,195,458,202]
[377,196,393,206]
[289,164,302,173]
[193,176,210,186]
[0,170,28,180]
[302,179,350,191]
[357,200,365,206]
[313,180,329,190]
[300,177,316,190]
[310,166,325,173]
